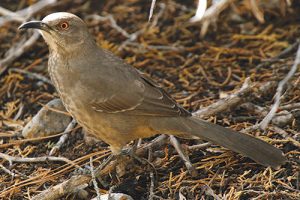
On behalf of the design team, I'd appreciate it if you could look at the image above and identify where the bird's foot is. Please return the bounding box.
[119,147,156,173]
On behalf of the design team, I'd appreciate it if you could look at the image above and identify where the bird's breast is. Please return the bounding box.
[48,53,81,116]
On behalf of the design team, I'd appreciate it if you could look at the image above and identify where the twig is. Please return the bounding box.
[49,119,77,156]
[169,136,197,177]
[13,103,24,121]
[193,78,253,118]
[259,44,300,130]
[149,171,155,200]
[136,134,167,156]
[280,102,300,110]
[90,157,101,200]
[199,0,234,22]
[256,40,300,69]
[125,42,184,51]
[191,0,234,37]
[0,7,24,21]
[40,103,71,116]
[148,0,157,21]
[86,14,131,38]
[0,31,40,76]
[0,132,19,138]
[249,0,265,23]
[0,153,80,168]
[0,0,58,27]
[0,163,19,178]
[270,126,300,148]
[9,68,52,85]
[190,0,207,22]
[87,11,168,53]
[188,142,211,151]
[267,40,300,61]
[31,175,90,200]
[118,3,166,51]
[203,185,222,200]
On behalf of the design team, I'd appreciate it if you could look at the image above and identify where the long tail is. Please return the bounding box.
[185,117,286,168]
[154,116,287,169]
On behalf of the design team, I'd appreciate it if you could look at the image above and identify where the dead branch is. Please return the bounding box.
[203,185,222,200]
[188,142,211,151]
[90,157,101,200]
[148,0,157,21]
[0,163,19,178]
[193,78,253,118]
[0,7,24,22]
[119,3,166,51]
[0,31,40,76]
[0,0,58,27]
[9,68,52,85]
[125,42,184,51]
[0,153,79,168]
[280,102,300,110]
[249,0,265,24]
[86,14,131,39]
[169,136,197,177]
[190,0,207,23]
[148,171,155,200]
[240,103,294,127]
[193,0,234,37]
[256,40,300,69]
[31,175,90,200]
[259,44,300,130]
[270,126,300,148]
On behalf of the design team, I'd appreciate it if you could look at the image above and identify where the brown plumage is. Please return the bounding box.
[19,12,286,169]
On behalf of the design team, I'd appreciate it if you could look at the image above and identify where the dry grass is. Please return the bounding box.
[0,0,299,199]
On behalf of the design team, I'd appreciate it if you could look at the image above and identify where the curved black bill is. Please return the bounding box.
[18,21,50,32]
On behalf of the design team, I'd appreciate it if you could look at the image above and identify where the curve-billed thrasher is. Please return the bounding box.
[19,12,286,168]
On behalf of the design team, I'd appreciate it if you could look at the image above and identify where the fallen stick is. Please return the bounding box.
[259,43,300,130]
[31,175,90,200]
[193,78,253,118]
[194,0,234,37]
[148,0,157,21]
[0,0,58,27]
[0,153,80,168]
[9,68,52,85]
[90,157,101,200]
[0,31,40,76]
[169,136,197,177]
[0,163,19,178]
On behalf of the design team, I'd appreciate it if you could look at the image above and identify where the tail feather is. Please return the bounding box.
[182,117,286,168]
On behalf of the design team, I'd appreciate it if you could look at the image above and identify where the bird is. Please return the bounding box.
[19,12,286,169]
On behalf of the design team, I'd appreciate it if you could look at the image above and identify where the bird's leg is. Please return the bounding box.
[118,140,145,164]
[93,154,114,187]
[119,140,156,173]
[94,154,114,175]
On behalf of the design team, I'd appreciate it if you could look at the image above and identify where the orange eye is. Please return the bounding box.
[60,22,69,30]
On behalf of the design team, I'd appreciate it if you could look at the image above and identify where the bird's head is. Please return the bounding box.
[19,12,92,52]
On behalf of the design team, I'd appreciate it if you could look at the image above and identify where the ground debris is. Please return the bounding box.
[0,0,300,199]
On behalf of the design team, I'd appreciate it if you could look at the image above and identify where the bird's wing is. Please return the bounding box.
[89,49,190,117]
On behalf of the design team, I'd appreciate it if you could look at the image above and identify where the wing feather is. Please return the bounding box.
[88,49,191,117]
